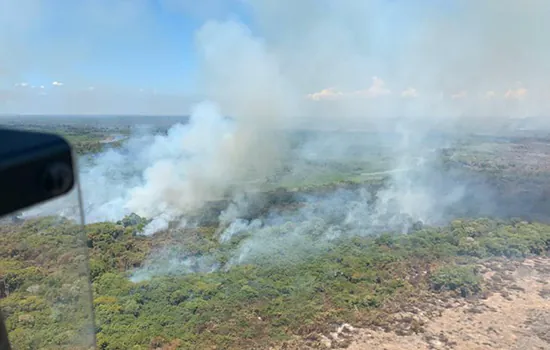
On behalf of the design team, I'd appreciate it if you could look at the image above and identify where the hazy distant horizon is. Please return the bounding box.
[2,113,550,136]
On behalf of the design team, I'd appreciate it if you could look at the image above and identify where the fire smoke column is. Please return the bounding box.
[123,19,301,228]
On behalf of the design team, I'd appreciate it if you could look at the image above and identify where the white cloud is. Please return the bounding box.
[14,82,28,88]
[306,77,390,101]
[306,82,535,104]
[52,81,63,86]
[306,87,343,101]
[353,76,391,98]
[504,87,528,100]
[451,91,467,100]
[401,87,418,98]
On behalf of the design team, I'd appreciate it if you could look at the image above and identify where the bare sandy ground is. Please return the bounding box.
[343,257,550,350]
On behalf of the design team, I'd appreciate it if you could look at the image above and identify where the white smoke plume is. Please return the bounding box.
[13,1,550,279]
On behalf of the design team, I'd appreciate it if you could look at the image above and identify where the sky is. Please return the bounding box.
[0,0,253,114]
[1,0,549,118]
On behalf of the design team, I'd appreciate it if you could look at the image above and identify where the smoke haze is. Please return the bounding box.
[3,1,550,117]
[10,1,550,279]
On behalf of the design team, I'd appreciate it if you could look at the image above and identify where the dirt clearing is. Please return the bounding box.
[344,257,550,350]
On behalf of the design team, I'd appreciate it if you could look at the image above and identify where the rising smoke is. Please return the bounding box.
[17,1,550,280]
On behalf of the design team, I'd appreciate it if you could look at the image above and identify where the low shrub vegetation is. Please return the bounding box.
[0,216,549,349]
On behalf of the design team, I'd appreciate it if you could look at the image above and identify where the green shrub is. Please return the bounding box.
[430,265,482,297]
[4,216,550,349]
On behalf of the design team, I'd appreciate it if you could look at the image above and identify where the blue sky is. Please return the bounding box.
[1,0,547,117]
[2,0,464,94]
[0,0,262,114]
[4,0,254,93]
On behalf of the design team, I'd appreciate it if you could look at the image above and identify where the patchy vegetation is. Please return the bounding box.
[1,216,550,349]
[430,265,482,297]
[0,218,95,349]
[2,123,550,349]
[0,122,129,155]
